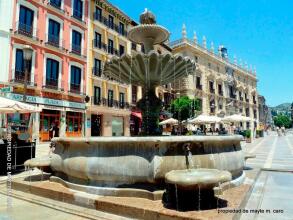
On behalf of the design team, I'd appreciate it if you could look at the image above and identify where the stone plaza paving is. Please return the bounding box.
[240,131,293,220]
[1,133,293,219]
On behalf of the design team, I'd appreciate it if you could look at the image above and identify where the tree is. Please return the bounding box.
[273,114,292,128]
[170,96,201,121]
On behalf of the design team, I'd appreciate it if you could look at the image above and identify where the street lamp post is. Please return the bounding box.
[22,45,33,103]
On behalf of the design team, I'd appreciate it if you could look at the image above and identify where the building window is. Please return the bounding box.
[229,86,236,98]
[131,43,137,50]
[108,89,114,107]
[132,86,137,103]
[72,30,82,54]
[48,19,60,47]
[217,66,220,72]
[196,76,201,89]
[209,81,214,93]
[208,63,211,69]
[93,58,101,76]
[108,39,114,54]
[70,66,81,93]
[46,58,59,89]
[119,92,125,108]
[119,45,125,56]
[246,108,250,117]
[95,6,102,21]
[14,49,31,82]
[19,5,34,36]
[94,32,101,48]
[73,0,83,20]
[194,56,198,63]
[94,86,101,104]
[108,15,114,29]
[119,22,125,35]
[218,84,223,95]
[49,0,62,9]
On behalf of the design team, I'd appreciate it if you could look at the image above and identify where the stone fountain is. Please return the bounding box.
[25,9,245,209]
[104,9,195,135]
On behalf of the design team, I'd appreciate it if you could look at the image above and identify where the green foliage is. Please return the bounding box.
[245,130,251,138]
[170,96,201,121]
[273,114,292,128]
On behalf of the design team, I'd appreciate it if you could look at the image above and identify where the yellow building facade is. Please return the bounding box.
[169,26,259,130]
[86,0,134,136]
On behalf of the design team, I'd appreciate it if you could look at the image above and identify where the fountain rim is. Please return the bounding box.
[52,135,243,143]
[127,24,170,44]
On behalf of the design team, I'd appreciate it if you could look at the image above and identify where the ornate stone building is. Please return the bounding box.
[169,25,259,129]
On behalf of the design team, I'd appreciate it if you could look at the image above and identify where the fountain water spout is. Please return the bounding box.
[183,143,192,169]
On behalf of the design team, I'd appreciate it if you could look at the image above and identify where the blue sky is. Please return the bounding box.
[109,0,293,107]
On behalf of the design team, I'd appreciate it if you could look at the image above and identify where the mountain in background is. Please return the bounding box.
[270,103,291,117]
[271,103,291,111]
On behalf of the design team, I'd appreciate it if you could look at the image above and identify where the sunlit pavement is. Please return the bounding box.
[2,136,293,219]
[240,131,293,220]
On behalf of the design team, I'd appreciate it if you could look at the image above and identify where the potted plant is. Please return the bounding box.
[245,130,251,143]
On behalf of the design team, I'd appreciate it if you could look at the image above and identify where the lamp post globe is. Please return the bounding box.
[23,45,33,61]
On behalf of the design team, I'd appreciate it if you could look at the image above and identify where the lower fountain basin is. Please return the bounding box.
[165,168,232,190]
[42,135,244,187]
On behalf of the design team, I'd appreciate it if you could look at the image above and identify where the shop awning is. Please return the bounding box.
[0,96,42,113]
[131,112,142,119]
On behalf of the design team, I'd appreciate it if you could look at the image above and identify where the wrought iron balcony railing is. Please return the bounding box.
[48,0,64,12]
[93,13,128,37]
[45,34,65,50]
[92,67,102,77]
[10,69,37,87]
[14,22,38,40]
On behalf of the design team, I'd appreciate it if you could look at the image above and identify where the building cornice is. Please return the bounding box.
[169,39,258,81]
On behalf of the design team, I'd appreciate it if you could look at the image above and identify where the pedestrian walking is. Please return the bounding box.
[281,126,286,136]
[276,126,281,136]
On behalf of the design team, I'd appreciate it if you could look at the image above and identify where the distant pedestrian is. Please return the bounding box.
[53,121,59,138]
[276,127,281,136]
[281,126,286,136]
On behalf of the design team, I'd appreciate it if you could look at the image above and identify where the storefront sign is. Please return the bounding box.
[6,93,85,110]
[0,87,12,93]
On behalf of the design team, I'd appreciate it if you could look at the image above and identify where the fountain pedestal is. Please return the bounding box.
[137,89,162,135]
[164,169,231,210]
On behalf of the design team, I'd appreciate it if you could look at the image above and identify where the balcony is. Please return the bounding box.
[43,78,59,90]
[93,13,128,37]
[47,0,64,12]
[45,34,64,50]
[196,84,202,90]
[92,67,102,77]
[10,70,36,87]
[131,43,137,51]
[70,44,86,58]
[230,94,236,99]
[210,88,215,94]
[93,39,107,52]
[72,9,84,23]
[92,97,130,109]
[132,95,137,105]
[14,22,38,40]
[69,83,81,94]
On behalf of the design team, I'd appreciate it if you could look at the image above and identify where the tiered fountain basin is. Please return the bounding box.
[27,135,245,191]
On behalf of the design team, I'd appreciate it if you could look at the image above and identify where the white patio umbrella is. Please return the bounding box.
[221,114,251,123]
[189,114,222,124]
[159,118,178,125]
[0,96,41,113]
